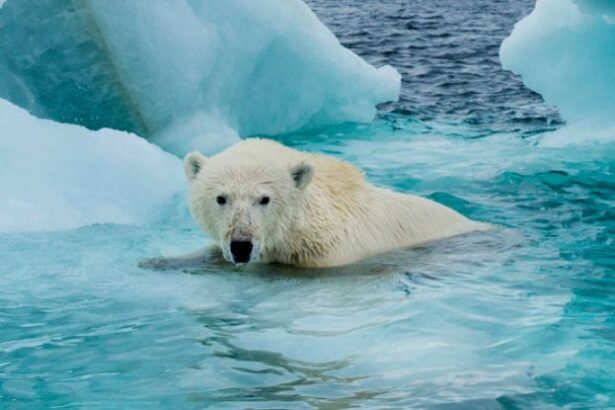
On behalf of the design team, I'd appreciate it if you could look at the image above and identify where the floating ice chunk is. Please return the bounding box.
[0,0,400,155]
[0,99,182,233]
[500,0,615,146]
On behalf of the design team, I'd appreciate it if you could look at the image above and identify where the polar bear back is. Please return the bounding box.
[224,139,487,267]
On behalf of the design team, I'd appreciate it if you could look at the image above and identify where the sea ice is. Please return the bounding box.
[500,0,615,146]
[0,99,183,232]
[0,0,400,155]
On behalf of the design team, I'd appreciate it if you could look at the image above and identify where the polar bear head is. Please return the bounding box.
[184,149,313,265]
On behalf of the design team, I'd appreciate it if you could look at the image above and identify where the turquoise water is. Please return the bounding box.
[2,0,615,408]
[2,116,614,408]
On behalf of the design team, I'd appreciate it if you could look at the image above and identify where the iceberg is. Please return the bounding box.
[500,0,615,146]
[0,99,182,233]
[0,0,400,155]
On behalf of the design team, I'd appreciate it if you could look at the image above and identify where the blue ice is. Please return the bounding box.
[500,0,615,146]
[0,0,400,155]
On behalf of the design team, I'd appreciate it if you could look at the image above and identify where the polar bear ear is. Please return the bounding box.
[184,151,208,181]
[290,162,313,189]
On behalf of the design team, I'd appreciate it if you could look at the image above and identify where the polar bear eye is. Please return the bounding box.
[216,195,227,205]
[259,196,270,205]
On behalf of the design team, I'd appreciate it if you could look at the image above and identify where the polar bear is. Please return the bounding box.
[142,138,489,269]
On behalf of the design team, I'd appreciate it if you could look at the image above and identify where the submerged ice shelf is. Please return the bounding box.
[500,0,615,146]
[0,0,400,155]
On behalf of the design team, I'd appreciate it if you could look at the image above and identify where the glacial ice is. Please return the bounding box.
[0,0,401,232]
[0,0,400,155]
[500,0,615,146]
[0,99,183,232]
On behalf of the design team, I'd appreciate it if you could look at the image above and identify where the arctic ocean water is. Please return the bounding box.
[1,0,614,409]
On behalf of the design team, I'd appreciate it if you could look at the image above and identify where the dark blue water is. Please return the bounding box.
[307,0,562,136]
[1,1,614,409]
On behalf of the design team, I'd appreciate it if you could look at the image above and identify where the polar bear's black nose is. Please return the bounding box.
[230,240,253,263]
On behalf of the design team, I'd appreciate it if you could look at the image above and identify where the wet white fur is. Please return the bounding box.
[185,138,489,268]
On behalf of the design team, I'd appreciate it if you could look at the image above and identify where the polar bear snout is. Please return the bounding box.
[230,240,254,264]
